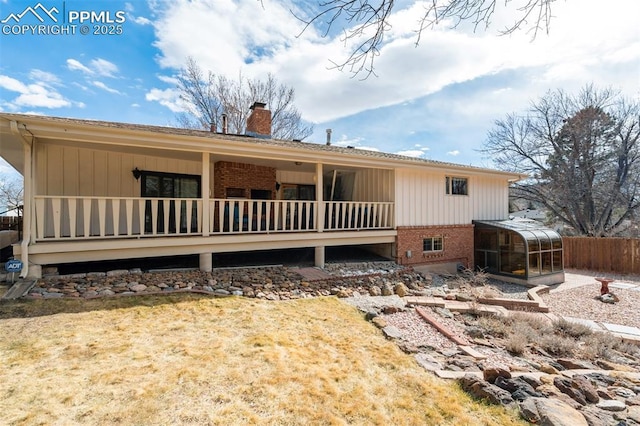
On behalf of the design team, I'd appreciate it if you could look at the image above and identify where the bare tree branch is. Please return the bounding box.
[176,58,313,140]
[294,0,556,78]
[0,174,23,215]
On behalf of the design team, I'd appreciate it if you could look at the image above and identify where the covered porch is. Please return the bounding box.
[1,114,396,277]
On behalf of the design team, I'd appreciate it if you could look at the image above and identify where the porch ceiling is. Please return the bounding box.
[16,135,363,174]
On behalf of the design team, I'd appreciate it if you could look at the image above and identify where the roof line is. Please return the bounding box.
[0,112,525,179]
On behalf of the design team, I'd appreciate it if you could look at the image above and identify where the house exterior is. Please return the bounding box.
[0,105,525,279]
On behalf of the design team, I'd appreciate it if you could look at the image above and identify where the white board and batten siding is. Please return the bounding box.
[395,169,509,227]
[353,169,394,202]
[36,144,203,196]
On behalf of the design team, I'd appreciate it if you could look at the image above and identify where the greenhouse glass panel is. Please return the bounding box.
[473,218,564,285]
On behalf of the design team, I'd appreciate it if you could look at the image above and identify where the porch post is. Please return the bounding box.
[315,246,325,268]
[202,152,210,237]
[199,152,212,272]
[316,162,324,232]
[199,253,212,272]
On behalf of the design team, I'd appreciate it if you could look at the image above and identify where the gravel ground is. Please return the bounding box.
[383,310,457,350]
[541,285,640,329]
[485,280,530,300]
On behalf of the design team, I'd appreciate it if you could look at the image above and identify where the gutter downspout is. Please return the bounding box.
[10,121,32,279]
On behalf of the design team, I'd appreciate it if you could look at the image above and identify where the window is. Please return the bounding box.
[281,184,315,200]
[445,176,468,195]
[141,171,201,234]
[142,171,201,198]
[423,236,443,252]
[226,188,245,198]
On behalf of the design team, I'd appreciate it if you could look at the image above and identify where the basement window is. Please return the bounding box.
[446,176,468,195]
[423,236,444,252]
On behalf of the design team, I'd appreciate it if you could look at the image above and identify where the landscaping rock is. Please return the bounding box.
[628,405,640,423]
[575,406,615,426]
[382,326,402,339]
[610,386,636,399]
[393,283,408,297]
[539,363,560,374]
[483,367,511,384]
[494,376,542,399]
[458,374,515,407]
[381,284,393,296]
[106,269,129,277]
[556,358,597,370]
[371,317,387,329]
[627,396,640,406]
[596,399,627,412]
[369,285,381,296]
[519,397,588,426]
[554,376,587,406]
[572,375,600,404]
[414,353,443,372]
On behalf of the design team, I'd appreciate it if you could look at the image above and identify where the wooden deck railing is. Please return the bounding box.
[33,196,394,241]
[34,196,202,240]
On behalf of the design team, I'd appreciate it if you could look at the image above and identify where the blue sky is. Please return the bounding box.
[1,0,639,179]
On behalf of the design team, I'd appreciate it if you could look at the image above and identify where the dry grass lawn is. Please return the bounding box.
[0,295,524,425]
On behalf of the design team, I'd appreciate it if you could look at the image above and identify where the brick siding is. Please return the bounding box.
[213,161,276,199]
[396,225,474,268]
[246,103,272,137]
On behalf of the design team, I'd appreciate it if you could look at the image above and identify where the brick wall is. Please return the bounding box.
[213,161,276,199]
[396,225,474,268]
[246,103,272,137]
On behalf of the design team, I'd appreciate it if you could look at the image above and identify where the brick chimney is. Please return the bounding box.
[246,101,272,138]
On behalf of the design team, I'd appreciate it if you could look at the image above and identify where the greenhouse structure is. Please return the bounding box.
[473,219,564,286]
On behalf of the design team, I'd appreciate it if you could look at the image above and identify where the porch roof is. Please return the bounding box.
[0,112,525,180]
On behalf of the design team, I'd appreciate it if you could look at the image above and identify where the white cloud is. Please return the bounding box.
[29,69,61,85]
[145,87,184,112]
[92,81,122,94]
[90,58,119,77]
[447,150,460,156]
[146,0,639,126]
[67,59,93,74]
[67,58,119,77]
[396,150,426,158]
[0,75,71,109]
[355,146,380,152]
[133,15,152,25]
[332,134,365,147]
[125,2,152,25]
[157,75,179,85]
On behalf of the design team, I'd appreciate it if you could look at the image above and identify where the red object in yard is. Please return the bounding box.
[595,277,614,295]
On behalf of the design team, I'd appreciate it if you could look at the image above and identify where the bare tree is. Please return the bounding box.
[0,175,23,215]
[176,57,313,140]
[293,0,555,77]
[0,173,23,237]
[482,85,640,236]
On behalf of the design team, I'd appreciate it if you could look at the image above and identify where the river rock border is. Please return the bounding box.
[27,263,430,300]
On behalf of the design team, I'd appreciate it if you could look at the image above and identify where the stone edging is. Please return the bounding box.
[415,306,469,346]
[476,285,550,313]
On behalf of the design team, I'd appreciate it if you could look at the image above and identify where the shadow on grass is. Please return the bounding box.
[0,292,214,320]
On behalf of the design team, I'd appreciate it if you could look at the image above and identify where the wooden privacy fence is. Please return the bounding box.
[0,216,21,231]
[563,237,640,275]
